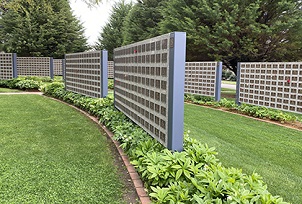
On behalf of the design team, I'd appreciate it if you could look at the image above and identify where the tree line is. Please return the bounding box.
[1,0,301,75]
[96,0,302,75]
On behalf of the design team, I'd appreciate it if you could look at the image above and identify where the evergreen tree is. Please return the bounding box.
[160,0,302,74]
[96,0,132,60]
[122,0,163,45]
[0,0,88,58]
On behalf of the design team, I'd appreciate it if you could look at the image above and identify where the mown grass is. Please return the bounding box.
[184,103,302,203]
[221,87,236,101]
[0,88,22,93]
[222,80,236,85]
[0,95,128,203]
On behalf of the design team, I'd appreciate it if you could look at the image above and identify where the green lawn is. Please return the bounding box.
[221,88,236,100]
[0,95,130,203]
[222,80,236,85]
[0,88,22,93]
[184,103,302,203]
[108,90,114,97]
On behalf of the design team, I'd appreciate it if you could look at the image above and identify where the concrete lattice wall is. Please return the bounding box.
[237,62,302,113]
[65,51,108,98]
[0,53,16,80]
[114,32,186,151]
[185,62,222,101]
[108,61,114,79]
[17,57,52,77]
[53,59,63,76]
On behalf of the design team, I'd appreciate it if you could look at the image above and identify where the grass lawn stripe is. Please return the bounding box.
[0,88,22,93]
[0,95,126,203]
[184,103,302,203]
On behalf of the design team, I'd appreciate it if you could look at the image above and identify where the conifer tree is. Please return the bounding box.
[160,0,302,74]
[122,0,163,45]
[96,0,132,60]
[0,0,88,58]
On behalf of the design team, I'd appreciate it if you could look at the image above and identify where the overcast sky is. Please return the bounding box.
[70,0,132,46]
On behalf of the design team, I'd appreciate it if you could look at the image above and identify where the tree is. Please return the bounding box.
[0,0,88,58]
[160,0,302,75]
[122,0,163,45]
[95,0,132,60]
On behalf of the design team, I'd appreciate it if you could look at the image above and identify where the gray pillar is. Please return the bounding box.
[64,55,67,90]
[62,59,65,79]
[215,62,222,101]
[50,57,54,79]
[101,50,108,98]
[236,62,241,105]
[12,53,18,78]
[167,32,186,152]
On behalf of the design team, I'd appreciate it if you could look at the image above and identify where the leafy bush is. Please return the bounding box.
[40,82,64,95]
[19,76,53,82]
[0,80,8,87]
[186,96,301,123]
[0,78,23,89]
[0,78,41,90]
[222,69,236,81]
[0,77,56,91]
[41,83,289,203]
[108,79,114,89]
[15,80,42,90]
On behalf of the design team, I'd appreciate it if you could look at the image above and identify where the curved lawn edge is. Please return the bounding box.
[0,94,133,203]
[45,95,151,204]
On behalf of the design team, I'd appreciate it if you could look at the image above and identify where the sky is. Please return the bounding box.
[70,0,132,46]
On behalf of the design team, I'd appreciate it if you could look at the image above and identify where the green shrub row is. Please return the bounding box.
[185,94,302,123]
[0,78,42,90]
[0,76,65,91]
[41,83,289,204]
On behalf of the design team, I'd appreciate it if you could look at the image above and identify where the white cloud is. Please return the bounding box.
[70,0,132,46]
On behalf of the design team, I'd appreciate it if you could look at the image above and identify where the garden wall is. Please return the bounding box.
[0,53,17,80]
[65,50,108,98]
[185,61,222,101]
[237,62,302,113]
[53,59,64,76]
[108,61,114,79]
[17,57,53,78]
[114,32,186,151]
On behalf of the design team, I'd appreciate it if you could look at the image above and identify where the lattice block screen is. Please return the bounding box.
[53,59,63,76]
[0,53,15,79]
[65,50,108,98]
[185,62,222,100]
[237,62,302,113]
[114,32,186,151]
[17,57,51,77]
[108,61,114,78]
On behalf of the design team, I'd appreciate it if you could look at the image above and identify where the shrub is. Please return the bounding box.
[186,96,301,123]
[222,69,236,81]
[19,76,53,82]
[0,80,8,88]
[6,78,22,89]
[0,77,58,91]
[15,80,42,90]
[40,82,64,95]
[108,79,114,89]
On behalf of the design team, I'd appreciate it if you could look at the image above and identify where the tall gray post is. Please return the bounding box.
[101,50,108,98]
[12,53,18,78]
[236,62,241,105]
[215,62,223,101]
[167,32,186,151]
[50,57,54,79]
